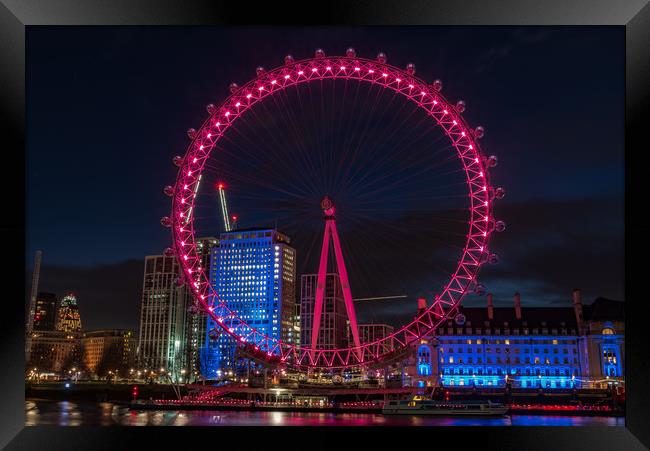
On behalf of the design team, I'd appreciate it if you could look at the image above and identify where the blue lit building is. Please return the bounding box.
[203,228,296,378]
[407,290,624,390]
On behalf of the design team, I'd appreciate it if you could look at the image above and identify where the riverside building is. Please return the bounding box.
[203,228,296,378]
[408,290,624,390]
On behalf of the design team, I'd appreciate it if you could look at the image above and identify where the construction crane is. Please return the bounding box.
[353,295,408,302]
[217,183,236,232]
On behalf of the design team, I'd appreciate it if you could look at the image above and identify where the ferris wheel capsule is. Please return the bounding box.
[432,79,443,92]
[456,100,466,113]
[172,155,184,167]
[229,82,239,94]
[376,52,387,63]
[160,216,172,228]
[494,187,506,199]
[495,220,507,232]
[475,283,487,296]
[206,104,217,115]
[488,253,500,265]
[187,128,197,140]
[406,63,416,75]
[163,185,174,197]
[487,155,498,167]
[346,47,356,57]
[474,126,485,139]
[284,54,294,65]
[163,247,175,257]
[256,66,265,76]
[315,48,325,58]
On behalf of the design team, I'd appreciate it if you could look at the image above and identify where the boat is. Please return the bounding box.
[382,395,509,416]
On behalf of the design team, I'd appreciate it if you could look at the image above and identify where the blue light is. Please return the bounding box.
[64,382,70,388]
[203,229,294,377]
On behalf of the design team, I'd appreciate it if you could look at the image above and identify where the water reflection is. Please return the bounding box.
[25,400,624,427]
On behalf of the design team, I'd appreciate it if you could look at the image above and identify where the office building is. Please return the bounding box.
[203,228,296,378]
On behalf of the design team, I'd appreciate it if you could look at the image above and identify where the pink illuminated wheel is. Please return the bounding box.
[163,50,504,370]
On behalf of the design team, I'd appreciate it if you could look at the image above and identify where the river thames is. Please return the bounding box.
[25,400,624,427]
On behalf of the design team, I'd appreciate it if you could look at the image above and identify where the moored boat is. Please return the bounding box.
[382,396,509,416]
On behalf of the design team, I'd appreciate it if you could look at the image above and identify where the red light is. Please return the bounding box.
[217,183,224,190]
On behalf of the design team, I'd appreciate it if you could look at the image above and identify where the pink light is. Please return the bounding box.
[215,122,221,126]
[340,66,346,70]
[184,185,188,189]
[354,67,360,71]
[433,100,438,104]
[479,171,484,176]
[312,68,318,72]
[271,80,277,85]
[193,158,198,163]
[183,255,188,260]
[235,102,241,107]
[421,91,426,95]
[396,78,401,82]
[443,110,448,114]
[181,241,185,246]
[484,201,488,206]
[181,199,185,204]
[246,94,252,99]
[326,66,331,71]
[224,111,230,116]
[207,133,211,138]
[483,186,487,191]
[475,158,479,163]
[469,144,473,149]
[199,145,204,150]
[382,73,388,77]
[187,170,192,176]
[408,84,414,88]
[369,69,375,73]
[298,70,304,75]
[484,216,489,221]
[461,132,466,136]
[453,120,457,125]
[258,86,264,90]
[179,227,184,232]
[208,306,214,312]
[483,232,487,237]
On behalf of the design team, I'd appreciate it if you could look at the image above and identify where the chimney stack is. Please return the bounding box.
[514,292,522,320]
[572,288,584,334]
[487,293,494,320]
[417,297,427,313]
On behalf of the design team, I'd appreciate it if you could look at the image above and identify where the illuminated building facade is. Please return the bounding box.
[408,290,624,390]
[203,228,296,377]
[138,255,192,379]
[26,330,81,376]
[33,292,57,332]
[300,273,348,350]
[56,293,82,333]
[357,324,395,353]
[186,237,218,379]
[82,329,136,377]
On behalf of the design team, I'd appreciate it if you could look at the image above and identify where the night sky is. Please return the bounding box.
[26,27,624,331]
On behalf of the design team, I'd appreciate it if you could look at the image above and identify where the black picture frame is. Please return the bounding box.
[2,0,648,449]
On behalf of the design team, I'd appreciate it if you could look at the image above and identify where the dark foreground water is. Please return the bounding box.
[25,400,625,427]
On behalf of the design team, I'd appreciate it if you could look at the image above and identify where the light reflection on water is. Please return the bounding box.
[25,401,625,427]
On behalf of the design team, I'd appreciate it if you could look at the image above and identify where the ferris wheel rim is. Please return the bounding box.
[168,52,497,370]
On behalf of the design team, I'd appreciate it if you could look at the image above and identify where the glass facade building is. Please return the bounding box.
[203,228,296,378]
